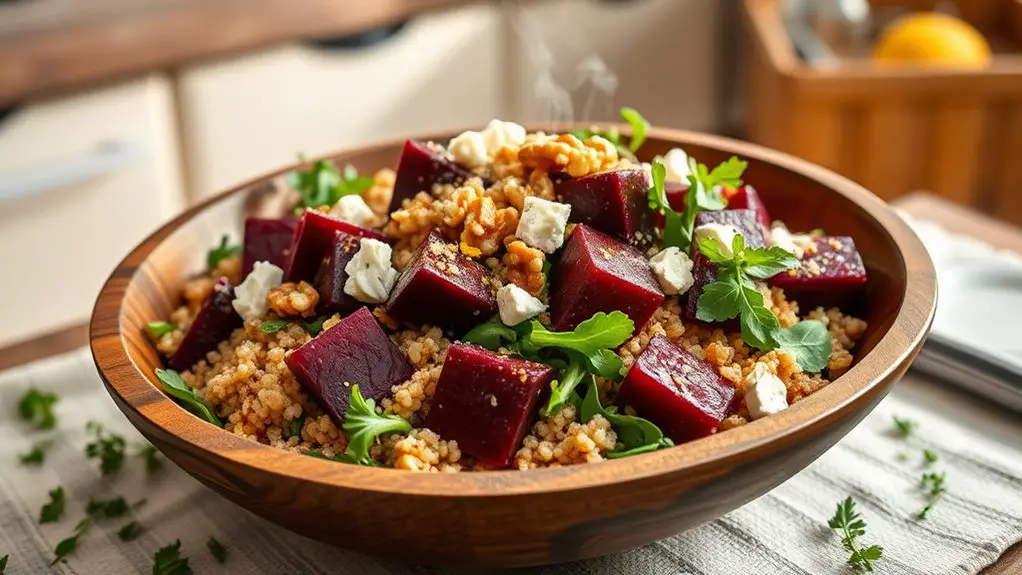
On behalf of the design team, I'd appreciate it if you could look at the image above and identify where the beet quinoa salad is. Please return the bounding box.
[145,110,868,472]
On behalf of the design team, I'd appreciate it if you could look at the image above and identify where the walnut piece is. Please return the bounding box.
[518,134,619,178]
[461,194,519,257]
[267,281,320,317]
[503,239,545,296]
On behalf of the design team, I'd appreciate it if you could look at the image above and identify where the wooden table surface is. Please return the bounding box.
[0,192,1018,572]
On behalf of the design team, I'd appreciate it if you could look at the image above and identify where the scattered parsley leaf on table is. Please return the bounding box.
[86,497,130,519]
[155,369,223,427]
[340,385,412,466]
[145,321,176,338]
[892,415,917,438]
[19,440,54,465]
[136,442,164,474]
[916,471,947,520]
[17,388,59,430]
[152,540,192,575]
[207,537,227,564]
[923,449,939,465]
[0,554,7,574]
[257,318,289,334]
[40,486,65,524]
[85,422,127,476]
[206,235,241,272]
[827,496,883,572]
[52,518,92,565]
[579,376,672,458]
[118,521,143,542]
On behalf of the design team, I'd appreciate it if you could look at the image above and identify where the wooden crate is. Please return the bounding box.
[742,0,1022,225]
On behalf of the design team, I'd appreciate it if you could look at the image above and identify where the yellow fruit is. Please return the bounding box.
[873,13,991,68]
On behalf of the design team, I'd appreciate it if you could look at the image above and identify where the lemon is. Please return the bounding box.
[873,13,991,68]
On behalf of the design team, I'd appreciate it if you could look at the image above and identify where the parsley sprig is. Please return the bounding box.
[18,388,59,430]
[85,422,127,476]
[570,107,650,160]
[152,540,192,575]
[0,554,7,574]
[288,157,373,212]
[19,439,54,465]
[892,415,917,438]
[324,385,412,466]
[579,377,673,457]
[916,472,946,520]
[647,156,748,250]
[40,486,65,524]
[827,497,884,572]
[52,517,91,565]
[206,235,241,272]
[207,537,227,564]
[118,521,143,542]
[155,369,223,427]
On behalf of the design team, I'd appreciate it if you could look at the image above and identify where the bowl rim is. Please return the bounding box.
[90,125,937,497]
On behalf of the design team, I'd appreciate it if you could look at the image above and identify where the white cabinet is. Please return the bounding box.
[0,75,184,346]
[177,3,503,201]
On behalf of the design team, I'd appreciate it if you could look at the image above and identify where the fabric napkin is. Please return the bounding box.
[1,348,1020,575]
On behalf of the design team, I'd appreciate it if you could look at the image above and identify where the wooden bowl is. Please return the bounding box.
[90,127,936,567]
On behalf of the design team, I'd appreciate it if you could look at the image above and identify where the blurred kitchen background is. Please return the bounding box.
[1,0,1020,349]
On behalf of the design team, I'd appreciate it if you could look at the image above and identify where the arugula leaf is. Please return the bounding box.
[136,442,164,474]
[85,422,127,476]
[619,107,649,153]
[257,319,289,334]
[524,312,633,379]
[118,521,143,542]
[461,321,518,350]
[52,518,91,565]
[542,354,586,417]
[40,486,65,524]
[916,472,946,520]
[570,107,649,159]
[155,369,223,427]
[146,321,176,338]
[773,320,831,372]
[827,496,883,572]
[303,316,327,336]
[206,235,241,271]
[579,377,672,458]
[892,415,917,438]
[340,385,412,466]
[207,537,227,564]
[287,415,305,439]
[18,388,59,430]
[19,440,53,465]
[288,158,372,210]
[152,540,192,575]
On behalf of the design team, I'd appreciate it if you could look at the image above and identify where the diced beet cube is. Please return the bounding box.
[242,218,297,277]
[285,307,413,423]
[617,335,735,443]
[390,140,476,213]
[550,224,664,332]
[556,168,654,246]
[168,278,242,371]
[768,236,867,310]
[684,209,767,322]
[425,343,555,468]
[313,232,362,314]
[385,229,496,330]
[724,185,772,232]
[285,209,391,283]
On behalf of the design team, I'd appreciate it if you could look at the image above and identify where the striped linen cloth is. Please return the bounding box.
[1,348,1020,575]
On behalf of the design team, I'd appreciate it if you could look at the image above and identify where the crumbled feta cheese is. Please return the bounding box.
[232,261,284,321]
[496,284,547,326]
[343,238,399,304]
[693,223,741,257]
[769,223,803,259]
[448,130,488,168]
[515,196,572,254]
[744,362,789,419]
[481,120,527,155]
[649,247,694,295]
[653,147,692,183]
[329,195,377,228]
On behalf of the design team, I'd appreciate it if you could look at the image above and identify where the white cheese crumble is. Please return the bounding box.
[649,247,694,295]
[232,261,284,321]
[447,130,488,168]
[693,223,742,257]
[343,238,399,304]
[481,120,527,155]
[329,195,377,228]
[653,147,692,184]
[496,284,547,326]
[515,196,572,254]
[744,362,789,420]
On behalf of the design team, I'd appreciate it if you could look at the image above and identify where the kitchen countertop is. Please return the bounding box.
[0,0,474,108]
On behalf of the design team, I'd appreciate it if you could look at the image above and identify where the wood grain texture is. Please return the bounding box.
[89,127,937,567]
[0,322,88,371]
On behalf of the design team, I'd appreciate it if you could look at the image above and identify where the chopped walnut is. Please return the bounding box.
[461,194,519,256]
[362,168,396,216]
[518,134,619,178]
[503,239,545,296]
[267,281,320,317]
[214,255,243,285]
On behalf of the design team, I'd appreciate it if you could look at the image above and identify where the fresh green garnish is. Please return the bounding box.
[118,521,143,542]
[338,385,412,466]
[892,415,917,438]
[916,472,946,520]
[40,486,65,524]
[155,369,223,428]
[287,415,305,439]
[521,311,634,379]
[206,235,241,271]
[207,537,227,564]
[257,318,289,334]
[578,377,672,458]
[86,497,131,519]
[570,107,650,159]
[923,448,939,465]
[828,496,883,572]
[462,321,519,349]
[771,320,833,373]
[288,157,373,211]
[52,518,91,565]
[136,443,164,474]
[647,156,749,250]
[0,554,7,574]
[303,316,327,336]
[152,540,192,575]
[646,160,685,248]
[896,452,909,462]
[18,388,59,430]
[19,440,53,465]
[85,422,127,476]
[542,354,586,417]
[146,321,176,338]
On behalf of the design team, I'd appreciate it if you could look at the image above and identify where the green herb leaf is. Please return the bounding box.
[742,246,801,279]
[916,472,946,520]
[52,518,91,565]
[146,321,176,338]
[336,165,374,199]
[892,415,917,438]
[579,377,672,458]
[207,537,227,564]
[737,286,780,351]
[772,320,832,372]
[86,497,130,519]
[152,540,192,575]
[461,321,519,350]
[206,235,241,272]
[85,422,127,476]
[0,554,7,574]
[619,107,649,153]
[543,354,587,417]
[40,486,65,524]
[340,385,412,466]
[303,316,327,336]
[706,156,749,190]
[827,496,883,572]
[118,521,143,542]
[257,319,289,334]
[695,276,743,323]
[288,158,372,210]
[287,415,305,439]
[524,312,633,379]
[696,235,734,265]
[155,369,223,427]
[923,449,939,465]
[18,388,59,430]
[136,443,164,474]
[19,440,53,465]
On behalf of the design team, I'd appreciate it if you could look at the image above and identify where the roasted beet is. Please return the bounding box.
[313,232,362,314]
[385,229,496,330]
[550,224,664,333]
[285,209,390,283]
[242,218,297,276]
[684,209,767,322]
[724,185,772,231]
[617,335,735,443]
[425,343,555,468]
[285,307,413,423]
[168,278,242,371]
[390,140,475,213]
[769,236,867,310]
[556,168,654,246]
